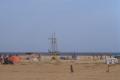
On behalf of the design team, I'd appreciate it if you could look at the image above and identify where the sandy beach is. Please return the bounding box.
[0,62,120,80]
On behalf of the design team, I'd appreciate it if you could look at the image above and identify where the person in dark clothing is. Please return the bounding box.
[0,55,4,64]
[3,55,13,64]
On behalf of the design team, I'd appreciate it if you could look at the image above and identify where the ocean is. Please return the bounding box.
[0,52,120,56]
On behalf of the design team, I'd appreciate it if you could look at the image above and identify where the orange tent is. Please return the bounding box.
[9,56,21,63]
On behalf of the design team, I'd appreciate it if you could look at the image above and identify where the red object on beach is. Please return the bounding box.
[9,56,21,63]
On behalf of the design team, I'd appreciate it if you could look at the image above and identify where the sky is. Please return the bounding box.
[0,0,120,52]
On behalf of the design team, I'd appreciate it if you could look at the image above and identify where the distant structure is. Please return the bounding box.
[49,33,58,54]
[48,33,59,61]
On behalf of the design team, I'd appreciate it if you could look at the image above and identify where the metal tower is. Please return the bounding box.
[48,33,58,56]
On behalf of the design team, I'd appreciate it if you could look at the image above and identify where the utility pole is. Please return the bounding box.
[48,33,59,60]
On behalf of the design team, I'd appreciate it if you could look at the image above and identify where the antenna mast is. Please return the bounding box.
[49,33,58,55]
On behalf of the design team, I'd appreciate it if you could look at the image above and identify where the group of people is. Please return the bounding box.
[0,54,21,64]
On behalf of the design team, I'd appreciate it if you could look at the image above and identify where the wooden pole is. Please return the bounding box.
[106,64,110,72]
[70,65,74,73]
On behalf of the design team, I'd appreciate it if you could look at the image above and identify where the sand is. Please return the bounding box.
[0,62,120,80]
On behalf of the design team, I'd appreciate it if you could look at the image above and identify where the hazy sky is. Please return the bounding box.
[0,0,120,52]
